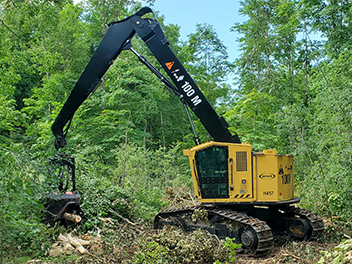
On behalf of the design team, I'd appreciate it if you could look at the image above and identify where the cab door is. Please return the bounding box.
[195,146,229,199]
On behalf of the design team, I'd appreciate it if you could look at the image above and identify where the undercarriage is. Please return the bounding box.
[154,205,325,257]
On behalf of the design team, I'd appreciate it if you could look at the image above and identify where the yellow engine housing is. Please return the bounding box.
[183,141,294,204]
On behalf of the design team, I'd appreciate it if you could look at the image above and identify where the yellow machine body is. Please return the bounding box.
[183,141,294,204]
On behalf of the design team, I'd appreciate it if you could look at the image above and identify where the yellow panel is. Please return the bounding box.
[255,151,294,202]
[255,152,279,201]
[277,155,294,200]
[228,144,254,202]
[183,148,201,199]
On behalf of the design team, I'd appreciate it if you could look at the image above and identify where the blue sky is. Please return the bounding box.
[73,0,247,62]
[148,0,247,62]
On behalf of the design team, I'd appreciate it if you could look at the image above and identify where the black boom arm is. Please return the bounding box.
[52,7,240,150]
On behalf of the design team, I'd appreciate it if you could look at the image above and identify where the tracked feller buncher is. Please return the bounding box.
[50,7,324,256]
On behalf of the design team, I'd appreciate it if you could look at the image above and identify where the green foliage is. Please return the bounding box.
[289,49,352,219]
[0,146,53,259]
[301,0,352,59]
[134,241,169,264]
[318,239,352,264]
[181,23,232,106]
[214,237,242,264]
[223,237,242,262]
[226,89,281,151]
[75,143,190,230]
[134,226,231,263]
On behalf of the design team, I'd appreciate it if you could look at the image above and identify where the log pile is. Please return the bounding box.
[48,233,102,257]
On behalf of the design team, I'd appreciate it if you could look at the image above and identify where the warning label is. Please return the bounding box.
[165,61,174,70]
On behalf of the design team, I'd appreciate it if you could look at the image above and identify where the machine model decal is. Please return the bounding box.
[282,173,291,184]
[171,69,185,82]
[259,173,276,180]
[263,191,274,196]
[166,66,202,107]
[181,81,202,106]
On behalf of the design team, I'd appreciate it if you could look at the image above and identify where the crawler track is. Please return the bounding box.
[154,205,273,256]
[285,207,325,240]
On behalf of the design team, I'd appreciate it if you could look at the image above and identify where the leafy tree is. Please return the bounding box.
[181,23,231,106]
[232,0,279,95]
[225,89,280,151]
[301,0,352,58]
[296,50,352,217]
[175,24,234,143]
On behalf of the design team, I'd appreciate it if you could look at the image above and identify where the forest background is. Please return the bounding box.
[1,0,352,261]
